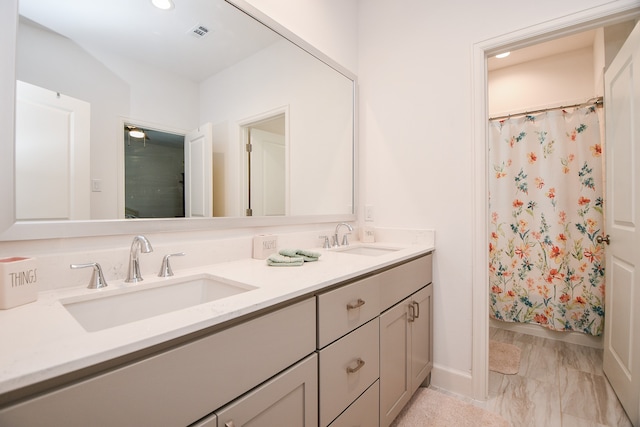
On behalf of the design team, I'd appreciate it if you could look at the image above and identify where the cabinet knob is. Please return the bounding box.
[225,421,235,427]
[346,298,366,310]
[346,358,366,374]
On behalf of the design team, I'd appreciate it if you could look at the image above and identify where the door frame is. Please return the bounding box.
[238,105,290,217]
[470,1,640,400]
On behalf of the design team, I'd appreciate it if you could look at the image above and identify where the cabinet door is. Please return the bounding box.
[379,299,411,427]
[409,284,433,394]
[215,354,318,427]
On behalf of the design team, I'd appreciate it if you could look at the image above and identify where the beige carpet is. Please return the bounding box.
[391,388,510,427]
[489,340,521,375]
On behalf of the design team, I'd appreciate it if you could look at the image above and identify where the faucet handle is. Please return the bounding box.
[341,232,351,246]
[158,252,185,277]
[319,235,331,249]
[70,262,108,289]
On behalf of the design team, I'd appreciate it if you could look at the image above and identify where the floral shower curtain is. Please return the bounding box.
[488,105,605,336]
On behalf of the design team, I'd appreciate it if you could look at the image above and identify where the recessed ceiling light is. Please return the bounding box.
[151,0,174,10]
[495,52,511,59]
[129,128,146,139]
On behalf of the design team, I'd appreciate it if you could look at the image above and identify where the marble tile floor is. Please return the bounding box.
[483,326,633,426]
[438,327,634,426]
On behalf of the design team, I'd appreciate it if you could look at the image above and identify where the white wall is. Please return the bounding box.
[239,0,358,74]
[488,47,596,116]
[356,0,635,396]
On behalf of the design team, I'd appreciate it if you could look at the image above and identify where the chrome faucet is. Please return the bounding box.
[333,223,353,247]
[70,262,108,289]
[125,235,153,283]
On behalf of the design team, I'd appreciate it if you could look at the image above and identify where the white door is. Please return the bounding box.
[603,21,640,427]
[184,123,213,217]
[15,81,90,220]
[248,128,285,216]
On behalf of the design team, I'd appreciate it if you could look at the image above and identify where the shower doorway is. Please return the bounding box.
[471,2,640,408]
[123,125,185,218]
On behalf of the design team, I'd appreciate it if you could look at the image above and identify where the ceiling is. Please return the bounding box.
[488,30,597,71]
[18,0,281,82]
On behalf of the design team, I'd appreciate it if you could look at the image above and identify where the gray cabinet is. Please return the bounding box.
[0,298,316,427]
[0,252,433,427]
[328,380,379,427]
[193,354,318,427]
[317,252,433,427]
[380,284,433,427]
[318,318,379,426]
[317,273,381,427]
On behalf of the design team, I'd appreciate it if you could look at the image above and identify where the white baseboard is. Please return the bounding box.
[490,319,603,349]
[430,364,474,398]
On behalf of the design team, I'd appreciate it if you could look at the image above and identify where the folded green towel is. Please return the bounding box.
[267,253,304,267]
[279,248,321,262]
[279,248,301,257]
[297,249,321,259]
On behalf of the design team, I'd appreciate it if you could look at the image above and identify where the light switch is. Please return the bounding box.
[91,179,102,192]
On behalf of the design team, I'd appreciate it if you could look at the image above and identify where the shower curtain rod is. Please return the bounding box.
[489,96,603,121]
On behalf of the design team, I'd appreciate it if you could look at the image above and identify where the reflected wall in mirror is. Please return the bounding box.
[14,0,354,222]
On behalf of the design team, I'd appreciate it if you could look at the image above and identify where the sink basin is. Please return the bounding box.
[332,245,401,256]
[62,274,256,332]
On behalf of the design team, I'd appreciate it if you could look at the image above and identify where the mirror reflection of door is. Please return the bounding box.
[184,123,213,218]
[15,81,91,220]
[124,126,185,218]
[244,114,286,216]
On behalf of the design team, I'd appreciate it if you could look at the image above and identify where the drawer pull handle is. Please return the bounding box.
[413,301,420,319]
[225,422,235,427]
[346,358,366,374]
[346,298,366,310]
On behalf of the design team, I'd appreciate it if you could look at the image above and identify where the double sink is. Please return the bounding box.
[61,244,401,332]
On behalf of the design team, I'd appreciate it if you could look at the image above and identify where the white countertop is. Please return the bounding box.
[0,242,433,397]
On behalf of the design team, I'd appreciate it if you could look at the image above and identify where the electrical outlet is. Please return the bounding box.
[365,205,374,222]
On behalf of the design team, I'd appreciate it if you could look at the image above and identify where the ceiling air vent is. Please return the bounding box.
[189,24,210,39]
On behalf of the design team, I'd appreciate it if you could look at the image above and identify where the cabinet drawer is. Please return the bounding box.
[0,298,316,427]
[379,254,432,312]
[317,273,381,348]
[328,380,379,427]
[215,354,318,427]
[319,318,379,427]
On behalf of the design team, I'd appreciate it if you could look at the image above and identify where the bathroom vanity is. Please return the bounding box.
[0,244,433,426]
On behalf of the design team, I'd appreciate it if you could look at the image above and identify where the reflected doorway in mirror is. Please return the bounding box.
[241,109,288,217]
[15,81,90,221]
[123,125,186,219]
